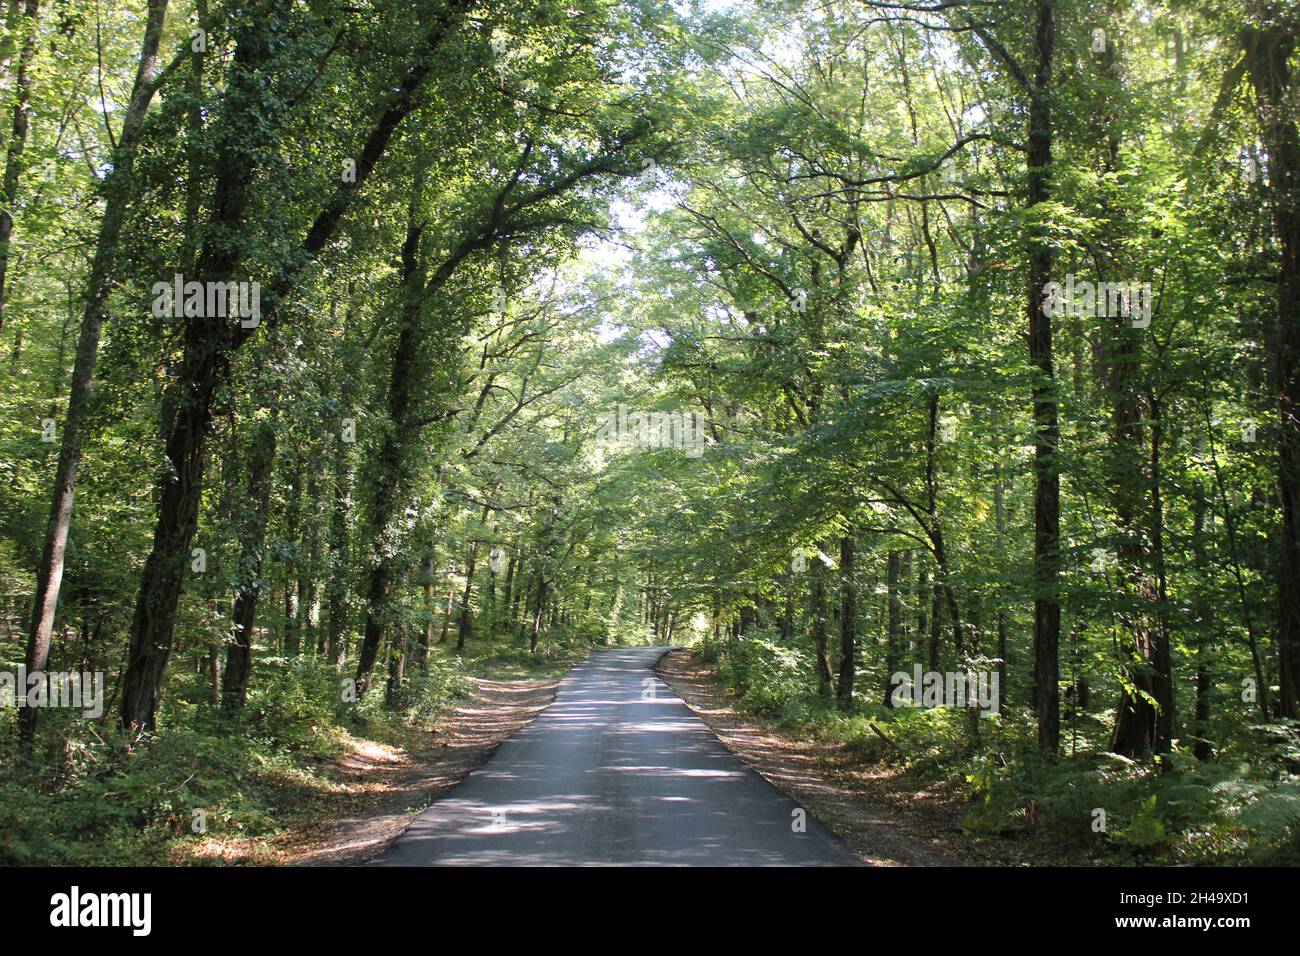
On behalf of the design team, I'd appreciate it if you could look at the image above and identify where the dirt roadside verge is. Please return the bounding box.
[294,676,559,865]
[656,648,972,866]
[182,675,560,865]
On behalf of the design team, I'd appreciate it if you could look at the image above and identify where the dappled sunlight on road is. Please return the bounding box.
[372,647,859,866]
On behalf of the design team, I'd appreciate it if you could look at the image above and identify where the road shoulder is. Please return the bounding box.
[656,648,970,867]
[182,675,560,865]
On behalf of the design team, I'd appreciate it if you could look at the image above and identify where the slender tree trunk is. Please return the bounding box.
[1201,405,1271,720]
[439,587,454,644]
[417,548,434,672]
[302,473,321,653]
[811,542,833,696]
[355,210,425,696]
[283,460,304,655]
[994,462,1009,705]
[385,567,410,707]
[512,566,529,636]
[208,623,220,705]
[530,575,548,653]
[1244,21,1300,718]
[1027,0,1061,754]
[19,0,170,745]
[923,393,964,662]
[325,440,352,665]
[1105,313,1164,754]
[0,0,39,335]
[885,550,902,707]
[0,1,23,95]
[836,536,857,708]
[501,550,516,631]
[456,541,478,651]
[221,416,276,712]
[929,581,942,672]
[486,534,500,613]
[1191,477,1213,759]
[916,561,930,660]
[456,503,490,650]
[1150,397,1173,747]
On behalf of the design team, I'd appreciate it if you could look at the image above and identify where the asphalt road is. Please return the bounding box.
[372,646,859,866]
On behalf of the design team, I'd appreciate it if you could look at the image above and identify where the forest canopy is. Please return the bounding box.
[0,0,1298,866]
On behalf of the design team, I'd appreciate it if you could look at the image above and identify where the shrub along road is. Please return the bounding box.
[372,647,859,865]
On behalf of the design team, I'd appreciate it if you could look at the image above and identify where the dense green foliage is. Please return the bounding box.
[1,0,1299,864]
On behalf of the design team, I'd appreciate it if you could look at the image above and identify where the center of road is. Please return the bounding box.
[373,646,859,866]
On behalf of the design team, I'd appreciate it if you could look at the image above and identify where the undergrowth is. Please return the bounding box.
[0,655,473,865]
[710,630,1300,864]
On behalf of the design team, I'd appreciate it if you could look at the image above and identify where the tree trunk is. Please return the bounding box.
[530,575,548,653]
[1027,0,1061,754]
[929,581,943,672]
[325,436,352,665]
[439,587,454,644]
[885,550,902,707]
[456,541,479,651]
[1105,310,1164,755]
[513,569,530,638]
[417,548,434,672]
[0,0,39,334]
[120,0,476,730]
[456,503,491,651]
[837,536,857,708]
[354,211,426,697]
[19,0,170,745]
[282,460,304,655]
[916,561,930,660]
[501,550,516,631]
[221,416,277,712]
[121,14,284,731]
[811,542,833,696]
[994,462,1009,704]
[385,567,410,707]
[1244,21,1300,718]
[302,474,322,653]
[1191,477,1213,760]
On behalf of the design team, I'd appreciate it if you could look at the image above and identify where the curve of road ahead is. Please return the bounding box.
[373,646,860,866]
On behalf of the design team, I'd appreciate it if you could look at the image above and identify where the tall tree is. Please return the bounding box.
[20,0,172,745]
[1242,9,1300,718]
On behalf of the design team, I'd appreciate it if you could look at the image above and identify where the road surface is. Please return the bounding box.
[373,646,859,866]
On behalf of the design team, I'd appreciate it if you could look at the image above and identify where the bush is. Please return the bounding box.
[716,631,815,714]
[384,661,475,724]
[0,652,478,866]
